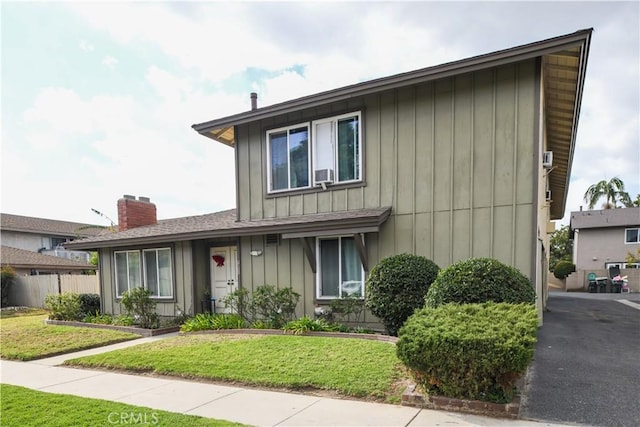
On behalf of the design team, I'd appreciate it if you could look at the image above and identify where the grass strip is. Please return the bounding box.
[0,384,244,427]
[0,313,139,360]
[66,334,404,401]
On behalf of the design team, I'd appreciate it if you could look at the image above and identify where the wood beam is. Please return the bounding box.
[299,237,316,274]
[353,233,369,272]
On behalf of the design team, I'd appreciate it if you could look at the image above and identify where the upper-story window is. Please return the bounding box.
[266,111,362,193]
[625,228,640,244]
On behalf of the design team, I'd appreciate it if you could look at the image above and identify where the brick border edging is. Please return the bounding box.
[44,320,180,337]
[401,383,521,419]
[184,328,398,343]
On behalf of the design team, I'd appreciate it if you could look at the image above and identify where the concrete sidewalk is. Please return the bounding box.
[1,336,570,427]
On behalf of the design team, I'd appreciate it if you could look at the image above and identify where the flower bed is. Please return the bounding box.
[44,320,179,337]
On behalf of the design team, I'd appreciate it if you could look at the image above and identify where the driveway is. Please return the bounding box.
[520,292,640,427]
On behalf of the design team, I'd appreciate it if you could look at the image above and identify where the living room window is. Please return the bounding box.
[625,228,640,244]
[115,248,173,298]
[266,111,362,193]
[317,236,364,299]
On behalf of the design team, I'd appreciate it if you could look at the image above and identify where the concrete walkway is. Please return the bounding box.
[2,334,571,426]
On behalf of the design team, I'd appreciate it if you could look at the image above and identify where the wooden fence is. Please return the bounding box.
[8,274,100,308]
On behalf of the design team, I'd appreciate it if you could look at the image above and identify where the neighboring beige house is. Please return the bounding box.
[66,30,592,324]
[0,246,96,276]
[570,207,640,273]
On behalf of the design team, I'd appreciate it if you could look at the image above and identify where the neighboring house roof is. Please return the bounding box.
[0,213,106,238]
[0,246,96,271]
[192,29,592,221]
[65,207,392,250]
[570,207,640,230]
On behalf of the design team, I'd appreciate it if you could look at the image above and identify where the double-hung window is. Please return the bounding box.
[625,228,640,244]
[317,236,364,299]
[266,111,362,193]
[115,248,173,298]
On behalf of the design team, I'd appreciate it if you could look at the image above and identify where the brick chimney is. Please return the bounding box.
[117,195,157,231]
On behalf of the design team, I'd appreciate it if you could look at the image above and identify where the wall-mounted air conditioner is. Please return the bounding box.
[543,151,553,168]
[314,168,334,184]
[545,190,552,201]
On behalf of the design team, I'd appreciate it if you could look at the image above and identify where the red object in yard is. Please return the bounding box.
[212,255,225,267]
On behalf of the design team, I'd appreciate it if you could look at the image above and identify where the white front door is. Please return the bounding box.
[210,246,238,313]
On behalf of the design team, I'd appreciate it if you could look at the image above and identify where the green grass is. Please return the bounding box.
[65,334,406,401]
[0,312,139,361]
[0,384,244,427]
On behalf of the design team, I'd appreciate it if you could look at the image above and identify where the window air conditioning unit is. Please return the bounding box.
[314,168,334,184]
[542,151,553,168]
[545,190,552,201]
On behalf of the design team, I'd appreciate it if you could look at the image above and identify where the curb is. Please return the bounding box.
[183,328,398,342]
[44,320,180,337]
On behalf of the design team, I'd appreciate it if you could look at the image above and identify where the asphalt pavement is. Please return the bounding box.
[519,292,640,427]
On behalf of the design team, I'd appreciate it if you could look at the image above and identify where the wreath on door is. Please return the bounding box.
[212,255,225,267]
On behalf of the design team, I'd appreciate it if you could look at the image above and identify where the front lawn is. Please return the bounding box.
[0,311,139,361]
[0,384,244,427]
[65,334,406,401]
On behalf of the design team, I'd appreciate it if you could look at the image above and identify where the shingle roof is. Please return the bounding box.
[0,246,96,270]
[65,207,392,250]
[570,207,640,230]
[1,213,106,237]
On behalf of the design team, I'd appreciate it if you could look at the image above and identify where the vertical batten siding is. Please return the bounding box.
[235,60,538,319]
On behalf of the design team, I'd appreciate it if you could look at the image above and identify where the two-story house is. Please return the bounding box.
[65,30,592,324]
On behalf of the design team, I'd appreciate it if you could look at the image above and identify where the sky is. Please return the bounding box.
[1,1,639,229]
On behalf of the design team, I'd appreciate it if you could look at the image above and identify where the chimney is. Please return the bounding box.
[117,195,157,232]
[250,92,258,110]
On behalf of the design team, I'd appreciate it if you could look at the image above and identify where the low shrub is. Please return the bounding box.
[425,258,535,308]
[120,287,158,329]
[1,267,16,308]
[45,293,83,321]
[180,313,245,332]
[553,260,576,280]
[330,296,365,324]
[397,302,538,403]
[283,316,330,335]
[221,288,252,323]
[365,254,440,336]
[252,285,300,329]
[83,313,113,325]
[112,314,134,326]
[78,294,100,316]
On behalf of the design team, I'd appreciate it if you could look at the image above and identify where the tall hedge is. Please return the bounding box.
[397,302,538,402]
[425,258,535,308]
[365,254,439,336]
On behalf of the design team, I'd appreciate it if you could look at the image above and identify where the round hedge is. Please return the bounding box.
[424,258,535,308]
[552,260,575,280]
[365,253,440,336]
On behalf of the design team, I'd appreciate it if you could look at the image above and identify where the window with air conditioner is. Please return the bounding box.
[266,111,362,193]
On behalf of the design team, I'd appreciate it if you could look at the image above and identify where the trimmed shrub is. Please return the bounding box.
[45,293,83,321]
[1,267,15,308]
[120,287,158,329]
[251,285,300,329]
[283,316,330,335]
[365,254,440,336]
[553,260,576,280]
[397,302,538,402]
[425,258,535,308]
[78,293,100,316]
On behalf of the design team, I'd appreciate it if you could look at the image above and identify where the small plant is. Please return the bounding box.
[83,313,113,325]
[211,314,246,330]
[365,254,440,336]
[425,258,535,308]
[330,295,365,324]
[112,314,134,326]
[181,313,246,332]
[221,288,253,323]
[120,287,158,329]
[251,319,272,329]
[45,293,83,321]
[1,267,15,308]
[251,285,300,329]
[78,294,100,317]
[283,316,330,334]
[397,302,538,403]
[552,260,576,280]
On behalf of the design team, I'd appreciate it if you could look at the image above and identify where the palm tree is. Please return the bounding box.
[583,177,631,209]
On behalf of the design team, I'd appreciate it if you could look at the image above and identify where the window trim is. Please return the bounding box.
[315,236,365,300]
[624,228,640,244]
[265,111,363,195]
[114,247,174,299]
[266,122,311,194]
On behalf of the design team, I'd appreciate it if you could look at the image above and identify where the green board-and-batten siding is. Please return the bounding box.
[235,60,539,313]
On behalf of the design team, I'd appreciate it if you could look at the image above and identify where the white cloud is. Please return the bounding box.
[79,39,94,52]
[102,55,118,69]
